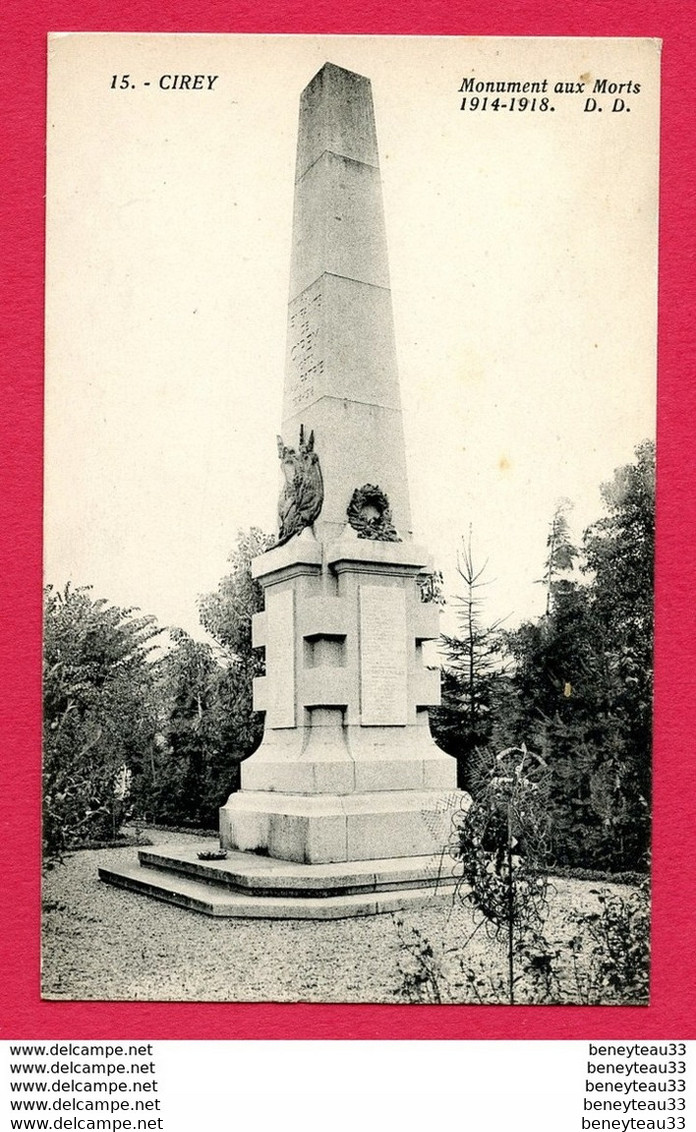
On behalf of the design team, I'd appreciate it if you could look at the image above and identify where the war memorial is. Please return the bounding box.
[101,62,463,917]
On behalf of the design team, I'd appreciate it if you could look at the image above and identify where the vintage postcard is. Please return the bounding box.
[42,34,659,1005]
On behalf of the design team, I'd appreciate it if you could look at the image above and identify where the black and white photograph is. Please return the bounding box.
[42,34,659,1004]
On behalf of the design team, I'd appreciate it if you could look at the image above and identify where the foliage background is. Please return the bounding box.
[43,445,653,878]
[431,442,654,873]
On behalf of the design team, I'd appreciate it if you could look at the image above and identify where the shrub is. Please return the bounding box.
[567,882,650,1004]
[43,584,160,862]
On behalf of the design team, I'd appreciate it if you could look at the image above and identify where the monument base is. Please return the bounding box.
[219,786,462,864]
[99,844,460,920]
[232,530,462,866]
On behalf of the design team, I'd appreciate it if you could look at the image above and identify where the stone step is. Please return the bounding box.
[99,859,458,920]
[135,844,457,898]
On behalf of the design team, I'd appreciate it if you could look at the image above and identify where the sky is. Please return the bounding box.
[44,35,659,642]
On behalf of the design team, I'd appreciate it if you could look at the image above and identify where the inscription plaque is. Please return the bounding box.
[359,585,408,725]
[286,279,324,413]
[265,589,296,728]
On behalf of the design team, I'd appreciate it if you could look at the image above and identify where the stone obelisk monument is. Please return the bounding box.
[100,63,460,917]
[220,63,458,865]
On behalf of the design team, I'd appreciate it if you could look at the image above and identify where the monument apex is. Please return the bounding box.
[283,62,412,544]
[294,63,380,178]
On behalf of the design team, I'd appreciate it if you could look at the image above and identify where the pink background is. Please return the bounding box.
[2,1,694,1039]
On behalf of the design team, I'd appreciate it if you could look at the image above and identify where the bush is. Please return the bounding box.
[567,882,650,1004]
[43,584,160,862]
[394,744,650,1005]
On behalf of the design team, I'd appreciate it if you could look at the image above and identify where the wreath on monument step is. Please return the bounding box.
[347,484,401,542]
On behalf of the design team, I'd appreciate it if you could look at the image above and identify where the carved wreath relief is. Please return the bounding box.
[276,425,324,545]
[347,484,401,542]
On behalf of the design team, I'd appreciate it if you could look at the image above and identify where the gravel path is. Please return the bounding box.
[42,830,640,1004]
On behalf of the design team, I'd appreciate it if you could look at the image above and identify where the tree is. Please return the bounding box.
[430,531,508,788]
[503,442,655,871]
[133,629,234,828]
[43,584,161,859]
[505,585,611,867]
[195,527,275,813]
[198,527,274,669]
[539,498,578,615]
[584,440,654,635]
[128,528,275,830]
[581,440,654,865]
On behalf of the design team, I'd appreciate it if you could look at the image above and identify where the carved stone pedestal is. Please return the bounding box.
[219,532,459,864]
